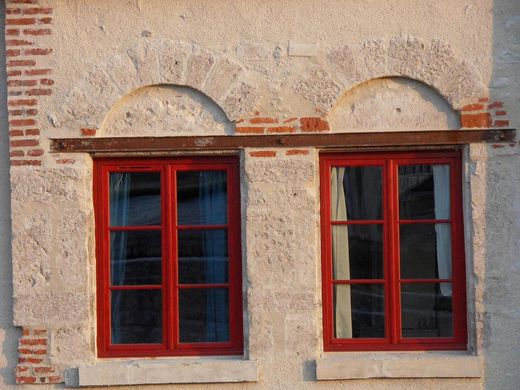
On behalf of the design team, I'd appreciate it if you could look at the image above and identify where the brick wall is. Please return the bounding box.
[6,0,53,167]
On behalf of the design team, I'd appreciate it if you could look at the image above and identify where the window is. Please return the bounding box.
[94,157,243,357]
[320,151,467,351]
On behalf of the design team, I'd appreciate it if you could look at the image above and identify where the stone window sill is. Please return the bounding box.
[66,357,258,387]
[316,351,482,380]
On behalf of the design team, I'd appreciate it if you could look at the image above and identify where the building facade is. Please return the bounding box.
[0,0,519,389]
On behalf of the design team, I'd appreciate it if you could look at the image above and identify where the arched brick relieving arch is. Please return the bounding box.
[293,36,487,114]
[57,39,261,129]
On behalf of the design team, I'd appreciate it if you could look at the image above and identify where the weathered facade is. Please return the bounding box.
[0,0,519,388]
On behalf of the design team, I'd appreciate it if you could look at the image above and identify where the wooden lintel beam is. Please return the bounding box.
[50,129,516,153]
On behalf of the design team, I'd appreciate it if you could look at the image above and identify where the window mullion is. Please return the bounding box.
[386,158,401,345]
[167,164,179,350]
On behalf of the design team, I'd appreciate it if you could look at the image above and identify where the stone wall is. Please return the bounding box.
[1,0,519,389]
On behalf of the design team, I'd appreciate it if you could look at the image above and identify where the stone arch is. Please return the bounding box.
[98,84,234,137]
[329,77,460,132]
[293,36,486,114]
[57,39,260,129]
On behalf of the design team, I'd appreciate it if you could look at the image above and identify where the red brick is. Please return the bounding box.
[39,17,53,24]
[7,70,22,77]
[6,8,21,15]
[16,376,37,384]
[267,126,295,133]
[8,59,36,67]
[461,103,485,111]
[9,98,37,106]
[9,130,24,137]
[26,88,52,96]
[27,149,44,157]
[300,117,330,132]
[18,356,43,363]
[22,328,30,336]
[494,120,510,127]
[15,366,29,373]
[10,0,39,3]
[11,139,38,147]
[460,113,491,128]
[20,338,47,346]
[48,376,63,384]
[25,129,40,136]
[250,117,278,124]
[56,159,76,165]
[487,101,503,109]
[6,49,21,57]
[478,97,489,103]
[23,28,51,36]
[10,150,24,157]
[8,91,23,96]
[23,8,53,15]
[495,110,507,116]
[236,126,264,134]
[34,366,55,374]
[81,128,97,136]
[24,48,52,55]
[33,329,47,336]
[18,348,46,355]
[8,79,37,87]
[286,149,309,156]
[40,78,54,86]
[235,119,244,124]
[9,118,36,126]
[6,18,36,25]
[492,144,505,149]
[249,151,276,158]
[283,117,298,123]
[25,68,51,76]
[6,39,33,46]
[6,29,20,36]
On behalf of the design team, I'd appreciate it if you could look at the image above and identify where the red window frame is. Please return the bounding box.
[320,150,467,351]
[94,156,243,358]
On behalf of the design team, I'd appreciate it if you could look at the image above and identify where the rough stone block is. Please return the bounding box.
[288,41,319,57]
[186,45,216,90]
[158,40,190,84]
[222,80,261,120]
[326,45,361,87]
[127,40,161,86]
[50,327,92,367]
[293,67,341,112]
[388,35,427,78]
[203,57,243,101]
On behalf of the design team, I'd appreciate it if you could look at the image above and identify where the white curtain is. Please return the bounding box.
[433,165,452,297]
[331,167,352,338]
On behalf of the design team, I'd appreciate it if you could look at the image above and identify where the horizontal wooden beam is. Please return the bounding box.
[50,129,516,153]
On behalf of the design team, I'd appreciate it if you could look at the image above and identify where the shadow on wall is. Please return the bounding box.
[484,1,520,389]
[328,77,460,132]
[0,1,20,388]
[99,84,235,137]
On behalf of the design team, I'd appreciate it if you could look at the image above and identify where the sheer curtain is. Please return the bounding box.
[331,168,352,338]
[200,171,228,341]
[110,173,131,343]
[433,165,451,297]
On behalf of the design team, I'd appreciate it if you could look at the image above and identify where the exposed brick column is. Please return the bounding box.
[460,97,510,129]
[16,328,62,385]
[5,0,53,167]
[236,113,330,134]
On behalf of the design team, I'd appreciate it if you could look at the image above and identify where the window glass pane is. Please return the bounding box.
[331,166,382,221]
[400,224,452,280]
[177,171,227,226]
[332,225,383,280]
[333,284,385,338]
[401,283,453,338]
[110,230,162,285]
[111,290,162,344]
[110,172,161,226]
[178,229,228,284]
[399,164,450,220]
[179,288,229,343]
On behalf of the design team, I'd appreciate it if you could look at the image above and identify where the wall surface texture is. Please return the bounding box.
[0,0,519,389]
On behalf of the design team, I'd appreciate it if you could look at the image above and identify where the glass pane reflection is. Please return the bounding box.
[333,284,385,338]
[332,225,383,280]
[331,166,382,221]
[399,164,450,220]
[401,283,453,338]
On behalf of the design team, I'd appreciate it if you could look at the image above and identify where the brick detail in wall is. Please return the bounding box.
[236,113,329,134]
[6,0,54,167]
[460,97,510,129]
[16,328,63,385]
